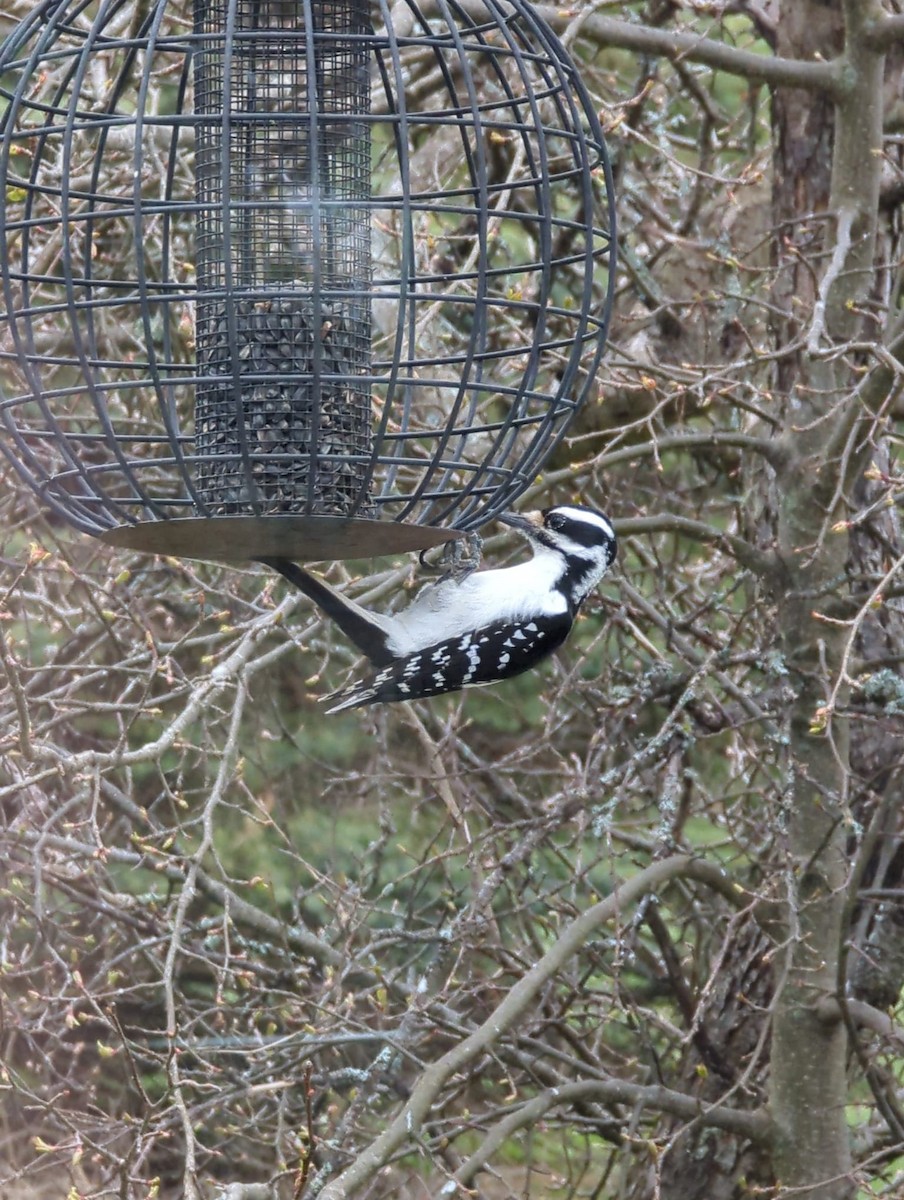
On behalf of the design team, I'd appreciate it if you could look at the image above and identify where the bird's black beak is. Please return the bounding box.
[499,509,544,537]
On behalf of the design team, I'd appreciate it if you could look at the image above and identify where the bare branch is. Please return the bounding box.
[318,855,756,1200]
[816,997,904,1047]
[617,515,778,577]
[862,14,904,50]
[450,1076,770,1193]
[532,4,842,94]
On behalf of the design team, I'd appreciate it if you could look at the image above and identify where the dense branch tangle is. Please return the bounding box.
[4,3,904,1200]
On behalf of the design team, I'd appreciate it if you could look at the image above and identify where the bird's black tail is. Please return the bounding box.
[258,558,396,667]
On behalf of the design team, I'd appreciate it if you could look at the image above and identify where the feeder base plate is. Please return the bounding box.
[98,516,462,563]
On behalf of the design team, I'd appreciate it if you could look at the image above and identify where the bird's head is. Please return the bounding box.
[499,505,617,609]
[500,505,617,565]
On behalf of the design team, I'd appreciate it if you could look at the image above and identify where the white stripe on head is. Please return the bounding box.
[550,506,615,541]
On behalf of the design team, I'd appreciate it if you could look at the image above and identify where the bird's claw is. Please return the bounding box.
[419,531,484,581]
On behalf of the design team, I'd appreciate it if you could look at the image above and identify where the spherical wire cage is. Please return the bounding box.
[0,0,616,563]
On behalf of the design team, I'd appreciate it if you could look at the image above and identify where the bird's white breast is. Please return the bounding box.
[385,552,569,655]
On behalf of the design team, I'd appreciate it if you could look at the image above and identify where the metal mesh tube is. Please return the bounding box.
[193,0,373,517]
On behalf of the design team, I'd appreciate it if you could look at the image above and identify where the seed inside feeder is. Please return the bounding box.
[195,296,374,516]
[191,0,373,520]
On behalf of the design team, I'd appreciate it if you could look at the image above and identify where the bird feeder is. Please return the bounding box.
[0,0,615,562]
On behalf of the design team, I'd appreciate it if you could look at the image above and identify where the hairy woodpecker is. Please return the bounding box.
[260,505,617,713]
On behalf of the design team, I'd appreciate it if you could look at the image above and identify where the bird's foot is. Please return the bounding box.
[419,531,484,582]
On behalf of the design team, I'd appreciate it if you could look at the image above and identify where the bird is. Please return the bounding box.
[259,505,617,713]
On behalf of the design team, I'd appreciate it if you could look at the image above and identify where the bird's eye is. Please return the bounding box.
[547,513,565,531]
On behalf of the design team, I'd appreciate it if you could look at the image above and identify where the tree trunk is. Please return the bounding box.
[768,4,885,1197]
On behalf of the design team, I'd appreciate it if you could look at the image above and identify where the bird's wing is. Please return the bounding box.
[323,611,573,714]
[259,558,398,667]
